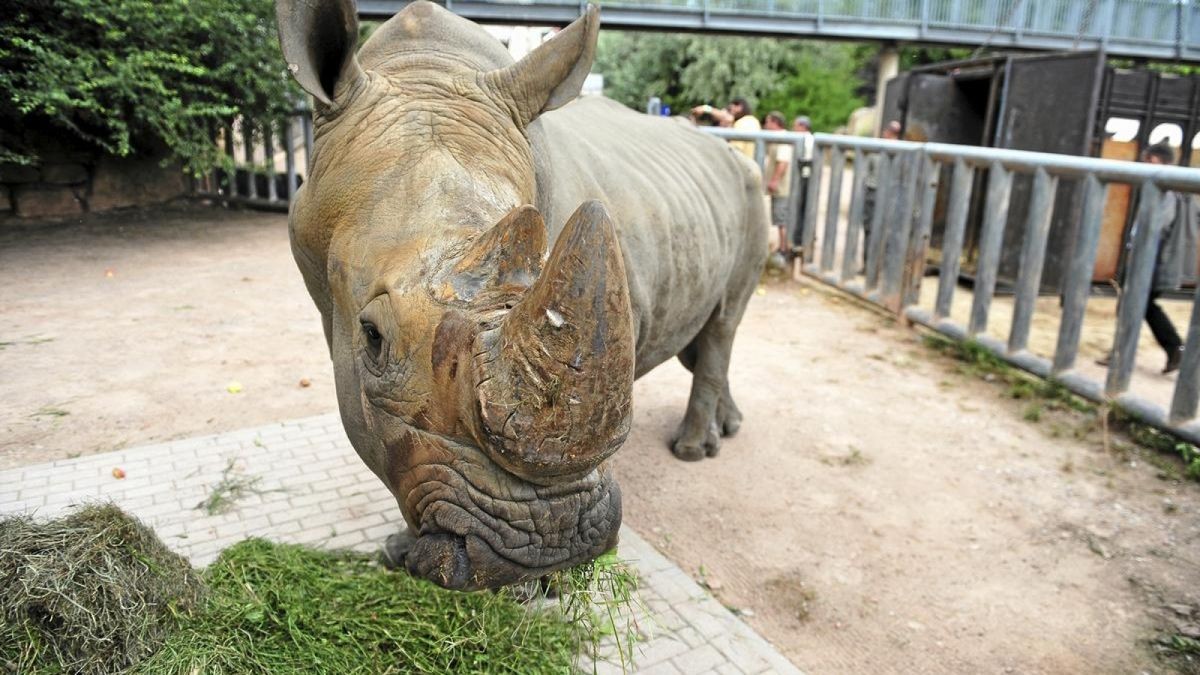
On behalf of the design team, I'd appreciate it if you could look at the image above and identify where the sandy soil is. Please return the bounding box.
[3,207,1199,673]
[0,206,335,468]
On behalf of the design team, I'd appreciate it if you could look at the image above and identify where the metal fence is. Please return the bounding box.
[190,106,313,212]
[704,125,1200,446]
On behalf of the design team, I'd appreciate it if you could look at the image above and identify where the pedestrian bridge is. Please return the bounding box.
[358,0,1200,62]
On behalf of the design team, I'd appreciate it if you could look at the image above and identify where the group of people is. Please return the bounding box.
[690,98,813,258]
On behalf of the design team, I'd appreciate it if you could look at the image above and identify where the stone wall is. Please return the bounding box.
[0,146,186,219]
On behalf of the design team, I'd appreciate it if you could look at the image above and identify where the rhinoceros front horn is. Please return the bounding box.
[473,201,635,482]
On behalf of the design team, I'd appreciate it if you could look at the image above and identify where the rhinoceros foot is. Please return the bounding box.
[671,419,721,461]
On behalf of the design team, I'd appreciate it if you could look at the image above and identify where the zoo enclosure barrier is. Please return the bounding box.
[189,104,314,212]
[702,125,1200,446]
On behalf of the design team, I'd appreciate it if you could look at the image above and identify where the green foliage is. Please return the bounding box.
[139,538,582,674]
[0,0,298,174]
[595,31,865,132]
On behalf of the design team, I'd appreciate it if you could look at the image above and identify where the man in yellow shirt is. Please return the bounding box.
[763,111,793,256]
[691,97,760,160]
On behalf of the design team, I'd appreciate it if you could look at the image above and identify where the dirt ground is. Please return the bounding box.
[4,207,1200,673]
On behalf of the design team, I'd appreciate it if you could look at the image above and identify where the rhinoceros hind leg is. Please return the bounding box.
[676,343,743,441]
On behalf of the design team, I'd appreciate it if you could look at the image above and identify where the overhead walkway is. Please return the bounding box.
[357,0,1200,62]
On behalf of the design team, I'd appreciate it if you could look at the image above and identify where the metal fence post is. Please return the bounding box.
[1106,182,1167,396]
[264,121,278,203]
[934,158,974,321]
[1007,167,1058,353]
[800,145,824,264]
[1052,174,1107,373]
[821,147,845,274]
[243,121,257,200]
[284,118,298,203]
[840,148,868,282]
[1170,283,1200,423]
[968,161,1013,336]
[865,153,895,289]
[880,151,920,312]
[902,152,940,308]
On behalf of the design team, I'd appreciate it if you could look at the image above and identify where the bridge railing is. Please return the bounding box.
[703,125,1200,446]
[367,0,1200,56]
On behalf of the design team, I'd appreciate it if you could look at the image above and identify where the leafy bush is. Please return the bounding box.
[0,0,298,174]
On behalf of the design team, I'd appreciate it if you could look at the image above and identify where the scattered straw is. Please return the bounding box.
[0,504,202,674]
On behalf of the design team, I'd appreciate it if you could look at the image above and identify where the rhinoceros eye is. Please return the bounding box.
[361,321,384,362]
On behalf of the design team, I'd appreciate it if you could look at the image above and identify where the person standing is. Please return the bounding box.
[691,97,760,160]
[1099,142,1197,374]
[763,112,794,257]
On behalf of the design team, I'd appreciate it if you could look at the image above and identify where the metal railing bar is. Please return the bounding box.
[1106,182,1166,396]
[968,162,1013,336]
[243,121,257,200]
[821,147,845,273]
[1052,174,1108,374]
[934,158,974,321]
[880,151,920,311]
[224,124,237,199]
[1170,284,1200,423]
[865,152,895,290]
[705,128,1200,192]
[285,120,298,203]
[800,145,824,263]
[264,122,279,203]
[1007,167,1059,353]
[840,148,868,283]
[903,152,940,308]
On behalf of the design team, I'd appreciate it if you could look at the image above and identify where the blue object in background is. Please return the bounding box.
[662,106,671,117]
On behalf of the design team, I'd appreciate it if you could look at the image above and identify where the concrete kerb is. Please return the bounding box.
[0,413,803,674]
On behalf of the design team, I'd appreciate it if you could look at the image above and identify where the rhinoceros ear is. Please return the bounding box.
[482,4,600,126]
[472,201,635,481]
[276,0,364,106]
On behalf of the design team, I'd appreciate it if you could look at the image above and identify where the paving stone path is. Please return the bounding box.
[0,413,802,674]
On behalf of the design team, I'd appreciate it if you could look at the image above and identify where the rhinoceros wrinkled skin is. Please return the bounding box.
[276,0,767,590]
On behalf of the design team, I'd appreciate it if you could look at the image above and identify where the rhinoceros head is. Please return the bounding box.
[276,0,634,589]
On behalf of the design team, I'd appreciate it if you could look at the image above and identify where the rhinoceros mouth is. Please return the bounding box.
[381,425,622,590]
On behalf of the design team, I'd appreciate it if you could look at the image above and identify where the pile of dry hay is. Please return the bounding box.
[0,504,202,674]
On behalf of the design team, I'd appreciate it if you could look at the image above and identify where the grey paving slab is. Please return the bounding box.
[0,413,802,674]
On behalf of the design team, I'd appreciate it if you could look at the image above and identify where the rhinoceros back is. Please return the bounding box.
[531,96,767,377]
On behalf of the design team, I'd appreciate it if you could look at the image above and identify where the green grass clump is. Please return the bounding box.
[139,538,582,674]
[0,504,202,675]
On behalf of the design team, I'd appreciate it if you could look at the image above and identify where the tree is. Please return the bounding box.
[0,0,298,174]
[595,31,866,132]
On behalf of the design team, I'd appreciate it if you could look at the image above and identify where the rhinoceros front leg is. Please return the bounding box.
[671,307,742,461]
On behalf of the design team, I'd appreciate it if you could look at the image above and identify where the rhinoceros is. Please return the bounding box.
[276,0,767,590]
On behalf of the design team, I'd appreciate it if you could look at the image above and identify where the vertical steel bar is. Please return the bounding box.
[784,139,804,253]
[242,120,257,200]
[821,148,846,273]
[754,139,766,171]
[1107,183,1166,396]
[865,153,895,289]
[264,122,278,203]
[800,144,824,264]
[1007,168,1059,354]
[302,110,315,174]
[1170,283,1200,423]
[284,117,298,204]
[967,161,1013,336]
[934,159,974,321]
[224,123,237,199]
[902,152,941,308]
[840,148,868,282]
[1053,174,1107,373]
[881,151,920,312]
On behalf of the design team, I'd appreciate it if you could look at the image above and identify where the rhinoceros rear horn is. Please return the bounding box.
[473,201,634,481]
[275,0,363,106]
